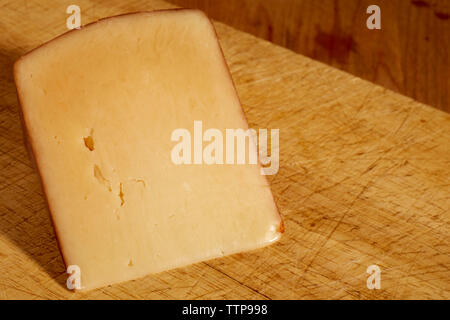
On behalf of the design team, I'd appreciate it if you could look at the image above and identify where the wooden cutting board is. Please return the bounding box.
[0,0,449,300]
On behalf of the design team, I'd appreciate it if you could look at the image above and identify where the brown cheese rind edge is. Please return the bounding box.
[13,9,284,289]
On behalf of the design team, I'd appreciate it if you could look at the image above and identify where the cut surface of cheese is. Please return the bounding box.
[14,9,282,290]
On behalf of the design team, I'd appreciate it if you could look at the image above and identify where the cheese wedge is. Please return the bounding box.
[14,9,282,290]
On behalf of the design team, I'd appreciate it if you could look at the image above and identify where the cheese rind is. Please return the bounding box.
[14,9,282,290]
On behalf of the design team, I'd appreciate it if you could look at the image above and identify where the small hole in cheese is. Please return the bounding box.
[119,183,125,206]
[83,135,94,151]
[93,164,112,192]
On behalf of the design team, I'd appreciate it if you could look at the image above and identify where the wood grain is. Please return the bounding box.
[0,0,449,299]
[170,0,450,113]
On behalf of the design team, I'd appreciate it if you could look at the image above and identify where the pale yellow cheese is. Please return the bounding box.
[14,9,282,290]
